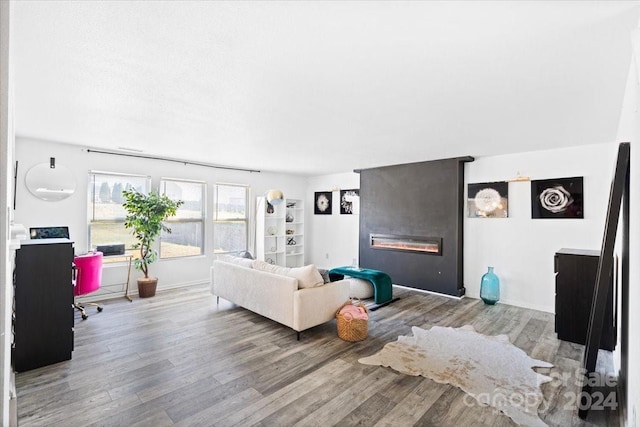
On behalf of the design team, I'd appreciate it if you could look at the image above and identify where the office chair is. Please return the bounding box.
[73,251,104,320]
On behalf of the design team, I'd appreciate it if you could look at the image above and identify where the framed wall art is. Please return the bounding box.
[531,176,583,219]
[314,191,332,215]
[467,181,508,218]
[340,189,359,214]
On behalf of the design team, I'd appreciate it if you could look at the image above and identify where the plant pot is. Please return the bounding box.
[137,277,158,298]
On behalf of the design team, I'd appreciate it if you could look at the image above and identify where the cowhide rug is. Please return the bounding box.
[359,325,553,427]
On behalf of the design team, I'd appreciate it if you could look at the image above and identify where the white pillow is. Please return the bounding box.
[288,264,324,289]
[251,260,324,289]
[218,254,253,268]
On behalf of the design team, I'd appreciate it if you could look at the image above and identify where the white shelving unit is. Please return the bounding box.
[256,197,304,267]
[256,196,286,266]
[284,198,304,267]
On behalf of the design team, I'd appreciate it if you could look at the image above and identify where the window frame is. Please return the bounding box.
[159,177,206,259]
[213,183,250,255]
[87,171,151,260]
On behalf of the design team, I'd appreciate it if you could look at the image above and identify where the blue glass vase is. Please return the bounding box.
[480,267,500,305]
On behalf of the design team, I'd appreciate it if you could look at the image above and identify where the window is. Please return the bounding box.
[213,184,249,254]
[88,172,150,255]
[160,178,205,258]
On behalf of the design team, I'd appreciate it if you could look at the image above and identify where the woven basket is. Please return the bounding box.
[336,299,369,342]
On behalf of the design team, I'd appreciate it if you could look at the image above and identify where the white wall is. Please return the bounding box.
[464,144,617,313]
[14,137,308,298]
[304,149,616,314]
[0,1,15,424]
[616,25,640,427]
[305,172,360,269]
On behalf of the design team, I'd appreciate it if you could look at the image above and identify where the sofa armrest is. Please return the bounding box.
[293,279,351,332]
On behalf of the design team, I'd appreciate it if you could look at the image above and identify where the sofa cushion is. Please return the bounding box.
[251,260,288,276]
[251,260,324,289]
[217,254,253,268]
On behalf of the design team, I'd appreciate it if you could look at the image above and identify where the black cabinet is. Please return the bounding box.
[13,239,74,372]
[554,248,615,351]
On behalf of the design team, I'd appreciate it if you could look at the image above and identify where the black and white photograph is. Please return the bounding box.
[340,189,359,215]
[467,182,508,218]
[531,176,584,219]
[314,191,332,215]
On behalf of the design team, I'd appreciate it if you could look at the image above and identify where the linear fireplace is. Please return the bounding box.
[370,234,442,256]
[359,157,472,297]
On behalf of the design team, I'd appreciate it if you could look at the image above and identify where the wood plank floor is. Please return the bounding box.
[16,285,619,426]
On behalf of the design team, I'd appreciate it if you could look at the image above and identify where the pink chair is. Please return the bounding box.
[73,251,104,320]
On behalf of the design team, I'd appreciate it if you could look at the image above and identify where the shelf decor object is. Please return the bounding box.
[480,267,500,305]
[256,196,304,267]
[266,189,284,205]
[265,189,284,214]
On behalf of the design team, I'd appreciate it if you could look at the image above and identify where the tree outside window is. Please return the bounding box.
[88,172,150,259]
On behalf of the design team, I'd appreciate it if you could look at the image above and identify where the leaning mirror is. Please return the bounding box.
[25,162,76,201]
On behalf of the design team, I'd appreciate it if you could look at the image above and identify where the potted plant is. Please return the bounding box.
[122,189,183,298]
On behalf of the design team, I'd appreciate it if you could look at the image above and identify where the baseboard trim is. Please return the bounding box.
[498,297,554,314]
[393,284,463,300]
[393,285,554,313]
[78,279,209,302]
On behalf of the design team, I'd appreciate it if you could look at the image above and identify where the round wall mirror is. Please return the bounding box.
[25,162,76,201]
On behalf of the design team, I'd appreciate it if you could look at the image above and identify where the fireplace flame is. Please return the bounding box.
[370,234,441,255]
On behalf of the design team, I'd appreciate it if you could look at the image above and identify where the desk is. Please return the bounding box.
[329,266,393,305]
[104,254,133,302]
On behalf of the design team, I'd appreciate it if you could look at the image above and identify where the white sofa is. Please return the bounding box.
[211,259,351,339]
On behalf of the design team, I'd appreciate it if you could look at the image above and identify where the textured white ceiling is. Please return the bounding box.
[13,1,640,175]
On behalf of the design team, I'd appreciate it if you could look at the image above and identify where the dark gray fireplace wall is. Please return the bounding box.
[358,157,471,296]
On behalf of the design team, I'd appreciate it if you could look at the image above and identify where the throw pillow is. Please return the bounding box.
[251,260,324,289]
[317,268,331,284]
[288,264,324,289]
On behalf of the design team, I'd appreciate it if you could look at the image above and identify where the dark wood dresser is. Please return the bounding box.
[554,248,615,351]
[13,239,74,372]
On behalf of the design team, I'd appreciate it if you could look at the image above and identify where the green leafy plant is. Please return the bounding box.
[122,189,183,278]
